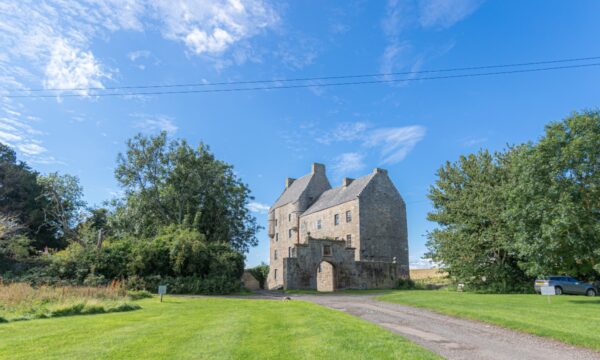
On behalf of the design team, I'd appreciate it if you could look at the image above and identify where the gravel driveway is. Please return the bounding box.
[277,293,599,360]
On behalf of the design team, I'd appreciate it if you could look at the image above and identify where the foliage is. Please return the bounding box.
[114,132,260,253]
[395,278,416,290]
[127,290,152,300]
[427,111,600,291]
[379,290,600,351]
[247,263,269,289]
[0,298,439,360]
[0,144,57,249]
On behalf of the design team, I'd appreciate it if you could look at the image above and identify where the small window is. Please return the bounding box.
[275,219,278,226]
[346,234,352,247]
[289,213,292,222]
[274,250,278,260]
[334,214,340,225]
[275,233,279,241]
[288,247,292,257]
[317,220,321,230]
[288,229,292,238]
[274,269,278,280]
[323,245,332,256]
[346,210,352,222]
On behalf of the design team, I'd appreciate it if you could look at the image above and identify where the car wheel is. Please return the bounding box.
[586,288,596,297]
[554,286,563,295]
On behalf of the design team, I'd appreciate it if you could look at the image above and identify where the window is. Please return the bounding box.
[274,269,278,280]
[275,233,279,242]
[323,245,332,256]
[346,210,352,222]
[275,219,278,226]
[334,214,340,225]
[317,219,322,230]
[288,229,292,238]
[288,213,292,222]
[288,247,292,257]
[274,250,278,260]
[346,234,352,247]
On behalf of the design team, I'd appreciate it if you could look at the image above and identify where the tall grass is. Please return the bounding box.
[0,280,141,322]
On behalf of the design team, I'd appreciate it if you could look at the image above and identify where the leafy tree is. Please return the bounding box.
[248,263,269,289]
[37,173,86,245]
[114,132,260,253]
[426,149,529,291]
[0,143,56,248]
[507,111,600,279]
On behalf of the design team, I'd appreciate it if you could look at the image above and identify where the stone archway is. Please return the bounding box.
[316,261,335,292]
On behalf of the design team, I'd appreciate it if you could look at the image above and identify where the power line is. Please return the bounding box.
[4,62,600,99]
[6,55,600,93]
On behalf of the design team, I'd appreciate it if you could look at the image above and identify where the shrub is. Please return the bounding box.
[395,278,416,290]
[127,290,152,300]
[248,263,269,289]
[0,317,7,323]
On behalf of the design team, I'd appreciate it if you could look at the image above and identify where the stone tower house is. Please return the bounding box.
[266,163,409,291]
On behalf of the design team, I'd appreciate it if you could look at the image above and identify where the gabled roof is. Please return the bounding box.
[270,173,313,210]
[302,173,375,216]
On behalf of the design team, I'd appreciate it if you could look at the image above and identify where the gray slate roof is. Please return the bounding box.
[302,173,375,216]
[270,173,313,210]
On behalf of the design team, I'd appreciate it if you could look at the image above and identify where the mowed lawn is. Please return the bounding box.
[379,290,600,351]
[0,297,438,360]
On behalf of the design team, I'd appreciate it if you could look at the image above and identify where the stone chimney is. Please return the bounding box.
[285,178,296,188]
[342,177,354,187]
[373,168,388,175]
[312,163,325,174]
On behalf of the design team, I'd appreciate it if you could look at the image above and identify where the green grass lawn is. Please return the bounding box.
[0,297,439,360]
[378,290,600,351]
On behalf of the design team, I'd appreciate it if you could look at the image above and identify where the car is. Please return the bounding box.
[535,276,597,296]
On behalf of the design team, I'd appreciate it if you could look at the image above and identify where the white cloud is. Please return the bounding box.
[462,136,488,147]
[132,114,178,134]
[331,152,366,175]
[248,201,270,214]
[409,256,441,269]
[17,143,47,156]
[314,121,426,166]
[44,39,109,94]
[418,0,483,29]
[363,126,426,164]
[127,50,151,62]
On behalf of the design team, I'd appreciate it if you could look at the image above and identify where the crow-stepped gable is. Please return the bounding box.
[267,163,409,291]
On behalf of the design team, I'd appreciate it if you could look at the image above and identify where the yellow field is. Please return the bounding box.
[410,268,447,280]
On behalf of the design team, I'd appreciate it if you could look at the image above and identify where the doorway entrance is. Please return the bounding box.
[316,261,335,292]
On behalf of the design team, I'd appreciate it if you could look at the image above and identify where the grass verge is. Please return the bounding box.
[0,297,440,360]
[378,290,600,351]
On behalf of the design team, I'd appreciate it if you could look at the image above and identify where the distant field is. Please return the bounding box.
[409,268,447,280]
[0,297,439,360]
[378,290,600,351]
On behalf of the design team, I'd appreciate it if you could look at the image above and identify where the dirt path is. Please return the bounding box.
[262,292,599,360]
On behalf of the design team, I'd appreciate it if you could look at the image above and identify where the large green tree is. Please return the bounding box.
[507,111,600,278]
[114,132,260,253]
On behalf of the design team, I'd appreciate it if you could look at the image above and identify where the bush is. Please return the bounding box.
[127,290,152,300]
[396,278,416,290]
[248,263,269,289]
[0,317,6,323]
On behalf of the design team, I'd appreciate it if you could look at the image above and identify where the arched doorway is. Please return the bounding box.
[316,261,335,292]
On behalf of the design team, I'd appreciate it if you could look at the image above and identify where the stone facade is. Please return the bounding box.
[266,163,409,291]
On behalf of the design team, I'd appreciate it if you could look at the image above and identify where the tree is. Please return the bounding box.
[37,173,86,245]
[0,143,56,248]
[426,149,528,291]
[507,111,600,279]
[114,132,260,253]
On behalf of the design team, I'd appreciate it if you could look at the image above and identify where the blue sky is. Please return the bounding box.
[1,1,599,268]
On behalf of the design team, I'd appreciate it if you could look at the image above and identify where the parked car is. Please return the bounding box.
[534,276,597,296]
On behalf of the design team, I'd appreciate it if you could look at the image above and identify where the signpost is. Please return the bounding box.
[158,285,167,302]
[541,285,555,304]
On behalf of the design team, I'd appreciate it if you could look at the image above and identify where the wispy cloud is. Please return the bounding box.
[132,114,178,134]
[248,201,270,214]
[331,152,366,175]
[418,0,483,29]
[363,126,426,164]
[409,256,441,269]
[461,136,488,147]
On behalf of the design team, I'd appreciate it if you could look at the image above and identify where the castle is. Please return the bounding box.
[266,163,409,291]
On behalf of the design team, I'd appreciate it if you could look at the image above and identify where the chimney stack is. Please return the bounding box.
[373,168,388,175]
[311,163,325,174]
[285,178,296,188]
[342,177,354,187]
